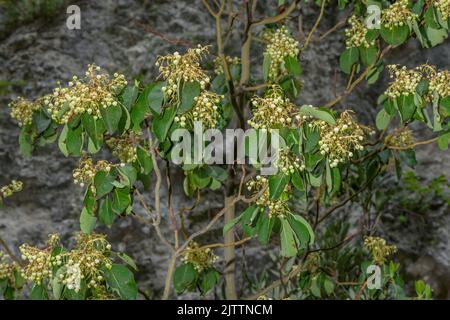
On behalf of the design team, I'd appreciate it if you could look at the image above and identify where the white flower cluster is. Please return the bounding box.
[248,86,296,129]
[263,26,300,80]
[0,180,23,199]
[247,175,290,218]
[45,64,127,124]
[275,148,304,175]
[19,244,53,285]
[214,55,240,75]
[64,262,82,292]
[72,156,112,188]
[181,241,218,273]
[428,68,450,99]
[382,0,418,29]
[106,133,139,165]
[434,0,450,20]
[9,97,40,127]
[174,91,224,129]
[157,46,211,103]
[345,15,375,49]
[315,111,367,167]
[385,65,422,99]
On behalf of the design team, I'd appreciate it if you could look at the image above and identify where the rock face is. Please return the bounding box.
[0,0,449,298]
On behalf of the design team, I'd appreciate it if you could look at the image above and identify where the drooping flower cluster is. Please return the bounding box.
[248,86,296,129]
[106,133,140,164]
[262,26,300,80]
[247,175,290,218]
[0,180,23,199]
[275,148,304,175]
[72,156,112,187]
[385,128,415,148]
[213,55,240,75]
[345,15,375,49]
[364,236,397,265]
[56,233,113,291]
[314,111,367,168]
[174,91,224,129]
[433,0,450,20]
[157,46,210,102]
[44,64,127,124]
[19,238,56,285]
[385,65,423,99]
[63,262,82,292]
[426,67,450,99]
[181,241,218,273]
[156,46,225,130]
[382,0,418,29]
[9,97,40,126]
[20,233,114,293]
[0,251,19,284]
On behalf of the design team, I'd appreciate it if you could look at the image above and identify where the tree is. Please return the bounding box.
[1,0,450,300]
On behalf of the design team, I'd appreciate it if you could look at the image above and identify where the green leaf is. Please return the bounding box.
[173,263,197,293]
[284,55,302,76]
[223,214,243,235]
[103,264,137,300]
[58,125,69,157]
[80,207,97,234]
[122,85,139,110]
[204,166,228,182]
[66,124,83,156]
[324,277,335,296]
[81,114,105,148]
[339,47,359,74]
[118,104,131,132]
[84,189,96,216]
[257,215,275,245]
[180,81,201,113]
[269,173,290,200]
[288,214,315,246]
[99,197,115,227]
[291,170,305,191]
[115,252,138,271]
[19,126,33,157]
[300,105,336,125]
[325,159,333,193]
[101,105,122,134]
[438,132,450,150]
[136,146,153,174]
[0,279,7,297]
[131,85,152,132]
[94,171,115,199]
[118,165,137,187]
[153,106,177,141]
[425,27,448,47]
[112,187,131,215]
[397,94,416,122]
[424,6,439,28]
[380,24,409,46]
[52,267,66,299]
[376,109,392,130]
[32,109,51,134]
[148,82,166,115]
[199,268,220,295]
[359,46,378,66]
[280,219,298,257]
[29,284,48,300]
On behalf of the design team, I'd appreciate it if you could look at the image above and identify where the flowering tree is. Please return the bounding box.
[1,0,449,300]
